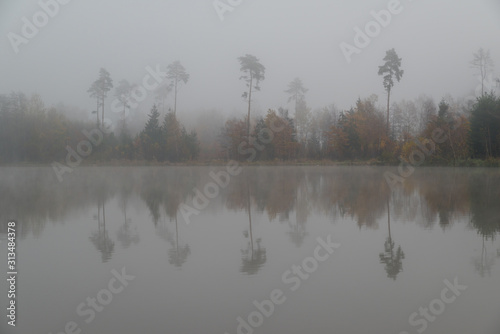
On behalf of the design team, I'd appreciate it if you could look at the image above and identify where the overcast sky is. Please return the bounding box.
[1,0,500,122]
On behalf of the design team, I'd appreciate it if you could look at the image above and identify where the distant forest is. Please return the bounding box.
[1,50,500,167]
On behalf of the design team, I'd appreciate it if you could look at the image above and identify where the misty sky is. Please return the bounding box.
[1,0,500,123]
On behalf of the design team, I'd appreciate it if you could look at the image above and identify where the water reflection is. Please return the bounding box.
[116,173,140,249]
[158,214,191,268]
[0,166,499,275]
[468,171,500,276]
[89,200,114,263]
[379,199,405,280]
[137,168,195,267]
[240,179,266,275]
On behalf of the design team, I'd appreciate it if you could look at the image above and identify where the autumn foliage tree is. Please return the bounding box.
[326,97,387,160]
[402,100,471,164]
[221,118,247,161]
[264,108,297,160]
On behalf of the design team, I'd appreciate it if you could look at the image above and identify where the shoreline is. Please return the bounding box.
[1,158,499,168]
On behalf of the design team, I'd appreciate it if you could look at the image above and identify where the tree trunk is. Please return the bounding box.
[96,98,100,126]
[481,66,485,96]
[175,213,179,253]
[101,95,105,127]
[174,80,178,116]
[487,126,492,158]
[247,75,253,139]
[448,127,457,165]
[387,197,391,240]
[295,95,298,140]
[386,88,391,136]
[247,183,253,259]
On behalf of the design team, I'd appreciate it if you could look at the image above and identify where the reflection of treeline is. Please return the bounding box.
[138,167,197,224]
[0,167,122,238]
[1,167,499,240]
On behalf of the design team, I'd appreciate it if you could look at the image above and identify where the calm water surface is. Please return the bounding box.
[0,166,499,334]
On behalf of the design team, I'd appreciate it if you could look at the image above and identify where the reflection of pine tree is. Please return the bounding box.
[379,198,405,280]
[379,237,405,280]
[241,237,266,275]
[169,243,191,268]
[240,181,266,275]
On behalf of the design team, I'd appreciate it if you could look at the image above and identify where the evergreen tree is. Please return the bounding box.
[469,94,500,158]
[140,105,163,160]
[378,49,404,134]
[162,111,181,162]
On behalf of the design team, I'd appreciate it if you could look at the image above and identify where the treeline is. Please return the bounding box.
[0,92,199,164]
[1,91,500,165]
[219,94,500,164]
[2,47,499,165]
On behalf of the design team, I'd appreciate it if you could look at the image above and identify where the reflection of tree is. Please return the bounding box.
[156,214,191,268]
[89,199,115,263]
[473,236,497,277]
[379,198,405,280]
[319,167,388,228]
[0,168,108,239]
[469,172,500,276]
[415,169,469,230]
[380,237,405,280]
[140,168,194,268]
[116,217,139,249]
[469,173,500,240]
[227,168,308,249]
[168,215,191,268]
[287,182,309,247]
[116,182,139,249]
[241,237,266,275]
[240,179,266,275]
[140,170,163,225]
[5,165,500,273]
[140,167,196,226]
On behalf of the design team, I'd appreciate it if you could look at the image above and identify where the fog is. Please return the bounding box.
[1,0,500,125]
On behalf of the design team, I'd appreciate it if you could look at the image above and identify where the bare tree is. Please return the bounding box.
[166,61,189,116]
[155,80,172,114]
[114,79,135,119]
[470,48,494,96]
[87,80,101,126]
[88,68,113,126]
[285,77,308,114]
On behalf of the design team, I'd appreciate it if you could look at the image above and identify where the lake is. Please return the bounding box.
[0,166,499,334]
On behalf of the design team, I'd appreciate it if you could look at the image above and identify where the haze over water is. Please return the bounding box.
[0,166,499,334]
